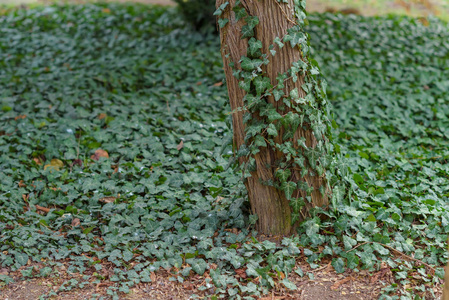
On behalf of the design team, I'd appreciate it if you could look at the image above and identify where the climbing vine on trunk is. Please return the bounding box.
[216,0,345,234]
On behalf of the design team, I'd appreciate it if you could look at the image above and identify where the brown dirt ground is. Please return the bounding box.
[0,254,444,299]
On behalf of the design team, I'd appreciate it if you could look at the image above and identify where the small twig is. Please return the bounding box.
[310,261,331,273]
[347,241,436,272]
[274,0,296,26]
[35,204,51,213]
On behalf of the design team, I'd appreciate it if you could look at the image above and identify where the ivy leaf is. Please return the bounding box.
[245,94,259,106]
[240,56,263,71]
[245,16,259,29]
[372,243,390,256]
[248,38,263,56]
[345,253,359,269]
[254,135,267,147]
[290,88,300,100]
[241,25,254,39]
[254,76,272,95]
[186,258,208,275]
[239,79,251,92]
[275,168,291,182]
[281,278,297,290]
[332,258,345,274]
[233,5,247,21]
[273,89,284,101]
[218,18,229,28]
[213,2,229,16]
[281,112,300,131]
[290,197,305,213]
[260,106,281,121]
[281,181,297,200]
[283,26,306,48]
[274,36,284,48]
[343,235,357,250]
[15,253,29,267]
[267,124,278,136]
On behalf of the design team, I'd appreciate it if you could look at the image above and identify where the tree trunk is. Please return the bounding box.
[217,0,330,235]
[444,251,449,300]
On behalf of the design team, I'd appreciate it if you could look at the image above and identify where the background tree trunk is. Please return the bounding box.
[217,0,329,235]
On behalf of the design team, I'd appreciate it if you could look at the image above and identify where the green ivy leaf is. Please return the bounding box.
[241,25,254,39]
[233,5,247,21]
[218,18,229,28]
[281,278,297,290]
[273,89,284,101]
[245,16,259,28]
[281,112,300,131]
[275,168,291,182]
[332,258,345,274]
[274,36,284,48]
[283,27,306,48]
[372,243,390,256]
[290,197,305,213]
[239,78,251,92]
[281,181,297,200]
[240,56,263,71]
[290,88,300,100]
[345,253,359,269]
[267,124,278,136]
[248,38,263,56]
[186,258,208,275]
[343,235,357,250]
[213,2,229,16]
[15,253,29,267]
[254,135,267,147]
[254,76,272,95]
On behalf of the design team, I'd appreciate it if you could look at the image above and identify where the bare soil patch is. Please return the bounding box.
[2,257,442,299]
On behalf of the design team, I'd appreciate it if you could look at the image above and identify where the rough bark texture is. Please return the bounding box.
[217,0,329,235]
[444,256,449,300]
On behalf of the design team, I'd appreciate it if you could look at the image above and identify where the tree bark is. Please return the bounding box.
[444,251,449,300]
[217,0,329,235]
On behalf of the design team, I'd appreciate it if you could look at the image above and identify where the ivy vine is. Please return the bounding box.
[215,0,349,223]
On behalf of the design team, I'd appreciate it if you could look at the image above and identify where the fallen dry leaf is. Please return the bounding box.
[183,282,194,290]
[98,113,107,120]
[18,180,26,188]
[150,272,157,282]
[71,218,81,228]
[35,205,50,214]
[0,268,8,276]
[72,159,83,167]
[99,196,117,203]
[44,158,64,171]
[176,140,184,151]
[91,149,109,161]
[331,276,352,289]
[33,157,42,165]
[213,82,223,87]
[235,268,247,279]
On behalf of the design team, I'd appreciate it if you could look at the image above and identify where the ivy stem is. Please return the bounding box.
[347,241,436,272]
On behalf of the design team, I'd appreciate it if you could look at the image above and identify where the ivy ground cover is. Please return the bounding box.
[0,3,449,299]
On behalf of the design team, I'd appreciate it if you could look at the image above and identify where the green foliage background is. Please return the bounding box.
[0,3,448,298]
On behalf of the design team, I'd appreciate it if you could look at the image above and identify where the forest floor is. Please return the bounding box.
[0,257,412,300]
[0,1,447,300]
